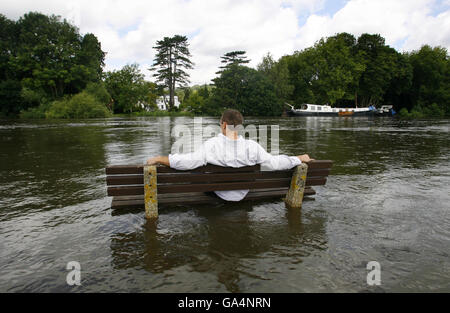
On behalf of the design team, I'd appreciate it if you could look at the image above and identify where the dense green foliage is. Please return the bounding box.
[257,53,294,104]
[180,43,448,118]
[282,33,448,117]
[407,46,450,116]
[104,64,158,113]
[0,12,106,116]
[180,84,211,114]
[182,92,206,115]
[44,91,111,119]
[1,11,448,119]
[179,51,282,117]
[20,82,112,119]
[208,63,281,116]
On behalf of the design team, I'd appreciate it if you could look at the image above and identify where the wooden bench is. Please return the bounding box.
[106,160,333,219]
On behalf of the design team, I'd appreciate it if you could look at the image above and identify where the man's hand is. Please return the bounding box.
[298,154,314,163]
[146,156,170,167]
[146,156,161,165]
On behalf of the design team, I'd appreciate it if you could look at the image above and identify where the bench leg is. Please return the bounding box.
[144,165,158,220]
[285,163,308,209]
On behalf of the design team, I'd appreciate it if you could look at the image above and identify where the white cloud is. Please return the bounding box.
[1,0,449,85]
[296,0,450,52]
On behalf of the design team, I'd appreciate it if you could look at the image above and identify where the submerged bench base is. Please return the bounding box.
[111,187,316,210]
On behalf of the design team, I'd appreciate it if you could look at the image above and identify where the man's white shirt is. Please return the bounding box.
[169,133,301,201]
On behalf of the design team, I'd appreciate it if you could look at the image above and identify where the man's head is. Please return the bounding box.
[220,109,244,135]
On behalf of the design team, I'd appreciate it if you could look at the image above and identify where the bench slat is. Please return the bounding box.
[111,187,315,202]
[107,171,287,185]
[111,188,317,209]
[106,168,331,186]
[107,177,326,196]
[105,160,333,175]
[106,164,260,175]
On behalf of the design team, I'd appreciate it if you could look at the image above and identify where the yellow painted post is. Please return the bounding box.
[144,165,158,220]
[285,163,308,209]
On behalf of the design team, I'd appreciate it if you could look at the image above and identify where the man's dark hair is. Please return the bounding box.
[220,109,244,127]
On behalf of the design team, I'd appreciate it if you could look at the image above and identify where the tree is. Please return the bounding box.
[0,79,22,116]
[211,51,252,113]
[0,12,105,116]
[197,84,210,99]
[311,34,365,106]
[284,49,317,106]
[257,53,294,104]
[407,45,449,116]
[142,81,159,111]
[78,33,106,82]
[0,14,21,115]
[151,35,193,111]
[84,82,111,106]
[383,52,413,111]
[355,34,406,106]
[216,51,250,74]
[283,34,365,107]
[183,92,205,114]
[182,86,191,104]
[210,64,281,116]
[0,14,16,81]
[13,12,104,97]
[104,64,154,113]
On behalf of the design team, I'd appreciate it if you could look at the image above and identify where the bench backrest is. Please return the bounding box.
[106,161,333,197]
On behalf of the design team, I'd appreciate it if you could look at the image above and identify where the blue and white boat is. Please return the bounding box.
[286,103,376,117]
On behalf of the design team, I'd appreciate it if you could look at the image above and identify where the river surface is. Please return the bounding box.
[0,116,449,292]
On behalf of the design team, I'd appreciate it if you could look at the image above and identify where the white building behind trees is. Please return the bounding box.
[156,96,180,111]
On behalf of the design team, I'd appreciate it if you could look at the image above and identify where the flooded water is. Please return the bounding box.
[0,116,449,292]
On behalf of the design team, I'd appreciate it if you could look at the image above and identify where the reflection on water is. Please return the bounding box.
[0,117,449,292]
[110,202,326,292]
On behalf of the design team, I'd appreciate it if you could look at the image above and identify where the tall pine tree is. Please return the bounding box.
[216,51,250,74]
[151,35,193,110]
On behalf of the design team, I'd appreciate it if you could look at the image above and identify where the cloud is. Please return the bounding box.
[1,0,449,85]
[296,0,450,52]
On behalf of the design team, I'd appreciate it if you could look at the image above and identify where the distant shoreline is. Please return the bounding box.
[113,111,195,117]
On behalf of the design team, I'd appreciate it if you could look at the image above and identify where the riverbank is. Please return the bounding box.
[17,107,195,119]
[10,102,449,120]
[114,111,194,117]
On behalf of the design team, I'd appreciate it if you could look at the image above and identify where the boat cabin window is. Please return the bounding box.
[301,104,308,110]
[310,106,316,111]
[317,106,322,111]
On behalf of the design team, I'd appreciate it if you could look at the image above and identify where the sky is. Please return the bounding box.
[2,0,450,85]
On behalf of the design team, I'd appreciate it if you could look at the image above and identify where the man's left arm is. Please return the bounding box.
[255,142,313,170]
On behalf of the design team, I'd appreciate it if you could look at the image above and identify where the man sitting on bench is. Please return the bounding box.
[146,109,313,202]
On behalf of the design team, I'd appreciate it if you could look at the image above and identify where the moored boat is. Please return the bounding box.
[375,105,396,116]
[286,103,376,117]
